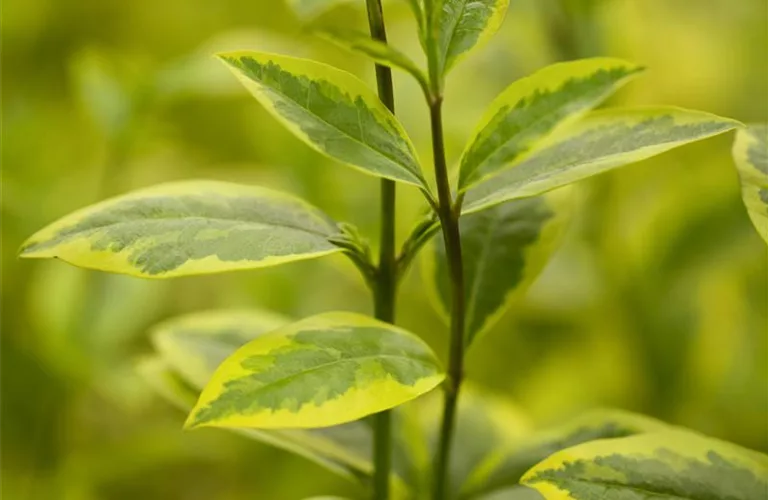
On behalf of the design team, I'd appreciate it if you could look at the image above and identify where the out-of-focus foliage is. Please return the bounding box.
[2,0,766,498]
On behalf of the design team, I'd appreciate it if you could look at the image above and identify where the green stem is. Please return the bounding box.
[428,98,466,500]
[365,0,397,498]
[422,0,442,95]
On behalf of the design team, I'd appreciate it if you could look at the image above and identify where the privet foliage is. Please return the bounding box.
[20,0,765,499]
[732,124,768,244]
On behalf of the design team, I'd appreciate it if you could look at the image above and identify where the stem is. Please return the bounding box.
[365,0,397,498]
[428,98,466,500]
[422,0,441,95]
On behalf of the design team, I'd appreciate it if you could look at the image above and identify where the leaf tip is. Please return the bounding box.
[18,238,38,259]
[183,409,204,430]
[213,52,244,68]
[701,112,745,132]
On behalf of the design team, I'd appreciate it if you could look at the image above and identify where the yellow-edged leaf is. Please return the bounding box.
[468,409,668,498]
[458,58,643,191]
[19,180,341,278]
[430,0,510,77]
[732,124,768,244]
[464,106,742,213]
[140,310,374,483]
[186,311,444,429]
[522,430,768,499]
[219,51,427,187]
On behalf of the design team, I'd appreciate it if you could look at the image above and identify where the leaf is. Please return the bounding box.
[464,106,742,213]
[521,430,768,500]
[136,357,198,410]
[405,0,427,49]
[140,311,374,483]
[425,189,573,346]
[732,124,768,244]
[430,0,510,77]
[151,309,291,389]
[19,180,341,278]
[218,51,427,187]
[468,409,668,497]
[186,311,445,429]
[458,58,643,191]
[316,29,429,93]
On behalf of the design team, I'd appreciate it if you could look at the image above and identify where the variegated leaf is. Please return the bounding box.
[425,189,573,346]
[458,58,643,191]
[464,107,741,213]
[732,124,768,244]
[140,311,373,483]
[186,312,444,429]
[20,181,341,278]
[522,430,768,499]
[429,0,510,77]
[219,51,427,187]
[467,409,668,498]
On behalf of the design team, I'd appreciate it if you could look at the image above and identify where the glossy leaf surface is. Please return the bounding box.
[425,189,573,346]
[464,107,741,213]
[732,124,768,244]
[20,181,341,278]
[186,312,444,429]
[430,0,510,76]
[219,51,426,187]
[458,58,643,191]
[522,430,768,499]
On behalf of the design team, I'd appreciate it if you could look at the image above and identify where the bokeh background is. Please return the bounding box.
[3,0,767,498]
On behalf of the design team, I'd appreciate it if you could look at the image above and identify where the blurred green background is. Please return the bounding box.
[2,0,767,498]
